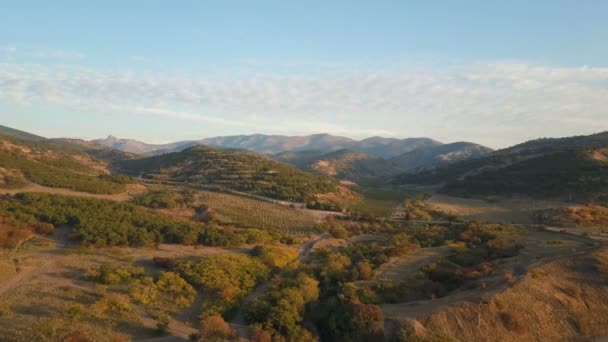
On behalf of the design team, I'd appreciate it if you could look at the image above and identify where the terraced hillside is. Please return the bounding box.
[117,145,338,201]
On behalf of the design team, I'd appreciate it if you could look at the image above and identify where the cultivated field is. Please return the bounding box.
[348,187,413,219]
[198,191,318,234]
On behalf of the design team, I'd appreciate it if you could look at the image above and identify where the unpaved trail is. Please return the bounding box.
[0,183,133,201]
[298,233,329,260]
[228,233,327,341]
[229,282,272,341]
[358,246,451,286]
[0,258,55,297]
[0,229,75,298]
[132,303,198,341]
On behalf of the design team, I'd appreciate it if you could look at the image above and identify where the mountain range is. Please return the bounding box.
[3,123,608,202]
[93,133,445,158]
[93,133,492,178]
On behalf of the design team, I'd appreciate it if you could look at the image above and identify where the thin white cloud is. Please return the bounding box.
[0,45,84,61]
[0,61,607,146]
[0,46,16,54]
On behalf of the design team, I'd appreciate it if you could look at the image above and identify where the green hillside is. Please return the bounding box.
[0,135,129,194]
[395,135,608,201]
[442,148,608,200]
[117,145,338,201]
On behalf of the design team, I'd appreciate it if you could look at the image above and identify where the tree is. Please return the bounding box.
[323,254,351,281]
[354,260,374,280]
[349,304,384,341]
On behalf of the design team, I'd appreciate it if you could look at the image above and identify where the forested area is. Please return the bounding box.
[396,148,608,201]
[443,150,608,198]
[0,193,256,247]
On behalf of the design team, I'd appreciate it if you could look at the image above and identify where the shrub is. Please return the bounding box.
[499,311,528,334]
[0,302,12,318]
[85,264,144,285]
[199,315,237,341]
[251,245,298,270]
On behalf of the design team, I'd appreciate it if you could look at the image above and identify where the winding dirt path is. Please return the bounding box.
[381,234,602,320]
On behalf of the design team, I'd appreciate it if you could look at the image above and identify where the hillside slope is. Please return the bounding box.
[0,135,129,194]
[272,150,327,168]
[390,142,492,171]
[389,249,608,341]
[303,149,403,181]
[396,132,608,200]
[117,145,338,201]
[0,124,46,142]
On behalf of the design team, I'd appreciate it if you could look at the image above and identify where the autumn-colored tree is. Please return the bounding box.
[354,260,374,280]
[349,304,384,341]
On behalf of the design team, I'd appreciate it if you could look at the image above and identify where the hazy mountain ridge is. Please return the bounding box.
[93,133,444,159]
[93,133,496,181]
[92,135,198,155]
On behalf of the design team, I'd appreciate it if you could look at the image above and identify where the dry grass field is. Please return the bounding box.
[389,248,608,341]
[427,193,571,224]
[0,228,256,341]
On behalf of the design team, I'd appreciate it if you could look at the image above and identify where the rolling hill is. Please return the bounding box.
[0,132,130,194]
[116,145,339,201]
[395,132,608,201]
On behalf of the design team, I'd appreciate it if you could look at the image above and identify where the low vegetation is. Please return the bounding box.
[0,193,255,247]
[537,204,608,233]
[173,254,271,318]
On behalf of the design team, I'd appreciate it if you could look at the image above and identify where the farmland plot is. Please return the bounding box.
[199,191,317,234]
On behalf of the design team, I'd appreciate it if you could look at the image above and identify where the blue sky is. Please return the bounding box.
[1,1,607,148]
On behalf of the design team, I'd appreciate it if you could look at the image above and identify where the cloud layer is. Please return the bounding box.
[0,60,607,147]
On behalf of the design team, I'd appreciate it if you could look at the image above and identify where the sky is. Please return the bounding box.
[1,1,607,149]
